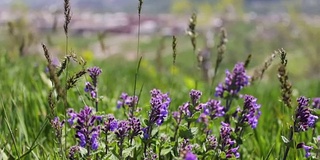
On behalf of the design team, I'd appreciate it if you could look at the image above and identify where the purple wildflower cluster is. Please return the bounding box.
[51,117,64,130]
[206,135,218,150]
[202,99,225,119]
[115,120,131,140]
[51,117,65,136]
[87,66,102,85]
[85,67,102,99]
[85,82,96,98]
[128,117,142,137]
[172,111,181,123]
[189,89,202,106]
[102,114,118,132]
[240,95,261,129]
[294,96,318,132]
[179,102,191,117]
[312,97,320,109]
[215,62,250,98]
[149,89,171,126]
[117,92,138,109]
[220,122,240,158]
[67,106,101,151]
[112,117,141,140]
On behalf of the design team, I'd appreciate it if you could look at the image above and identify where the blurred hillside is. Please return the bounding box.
[2,0,320,14]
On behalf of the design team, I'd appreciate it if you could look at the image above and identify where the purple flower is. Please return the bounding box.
[102,114,118,133]
[215,83,224,98]
[115,120,130,139]
[142,127,149,139]
[116,92,138,108]
[129,117,142,137]
[242,95,261,129]
[179,102,191,117]
[51,117,65,139]
[172,111,181,122]
[149,89,171,126]
[87,67,102,96]
[87,67,102,81]
[312,97,320,109]
[144,148,158,160]
[67,106,101,150]
[206,135,217,150]
[197,113,208,125]
[67,109,77,125]
[189,89,202,106]
[203,99,225,119]
[68,145,80,160]
[295,96,318,132]
[91,131,99,150]
[179,139,193,154]
[84,82,97,99]
[215,62,250,98]
[51,117,65,128]
[76,132,86,147]
[226,146,240,159]
[297,143,312,158]
[185,152,197,160]
[220,122,238,157]
[84,82,94,93]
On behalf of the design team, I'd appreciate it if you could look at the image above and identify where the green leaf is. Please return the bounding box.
[111,149,121,160]
[264,143,275,160]
[206,150,215,156]
[190,127,198,135]
[189,111,201,122]
[151,127,159,137]
[219,151,226,159]
[179,125,193,139]
[123,146,136,158]
[160,147,172,156]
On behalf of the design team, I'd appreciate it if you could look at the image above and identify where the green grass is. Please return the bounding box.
[0,46,319,159]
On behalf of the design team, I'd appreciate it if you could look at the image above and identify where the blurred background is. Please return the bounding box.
[0,0,320,80]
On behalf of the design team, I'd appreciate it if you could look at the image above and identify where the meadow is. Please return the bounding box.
[1,1,320,160]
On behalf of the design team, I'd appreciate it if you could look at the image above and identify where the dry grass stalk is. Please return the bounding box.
[57,55,71,77]
[138,0,143,16]
[48,89,56,118]
[187,13,197,55]
[244,54,252,69]
[251,51,279,82]
[214,28,227,75]
[277,48,292,108]
[66,69,87,90]
[172,36,177,65]
[63,0,71,36]
[42,43,64,99]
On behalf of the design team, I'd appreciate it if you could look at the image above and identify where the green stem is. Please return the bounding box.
[283,126,294,160]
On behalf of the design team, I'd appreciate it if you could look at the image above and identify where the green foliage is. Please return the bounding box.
[1,2,320,159]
